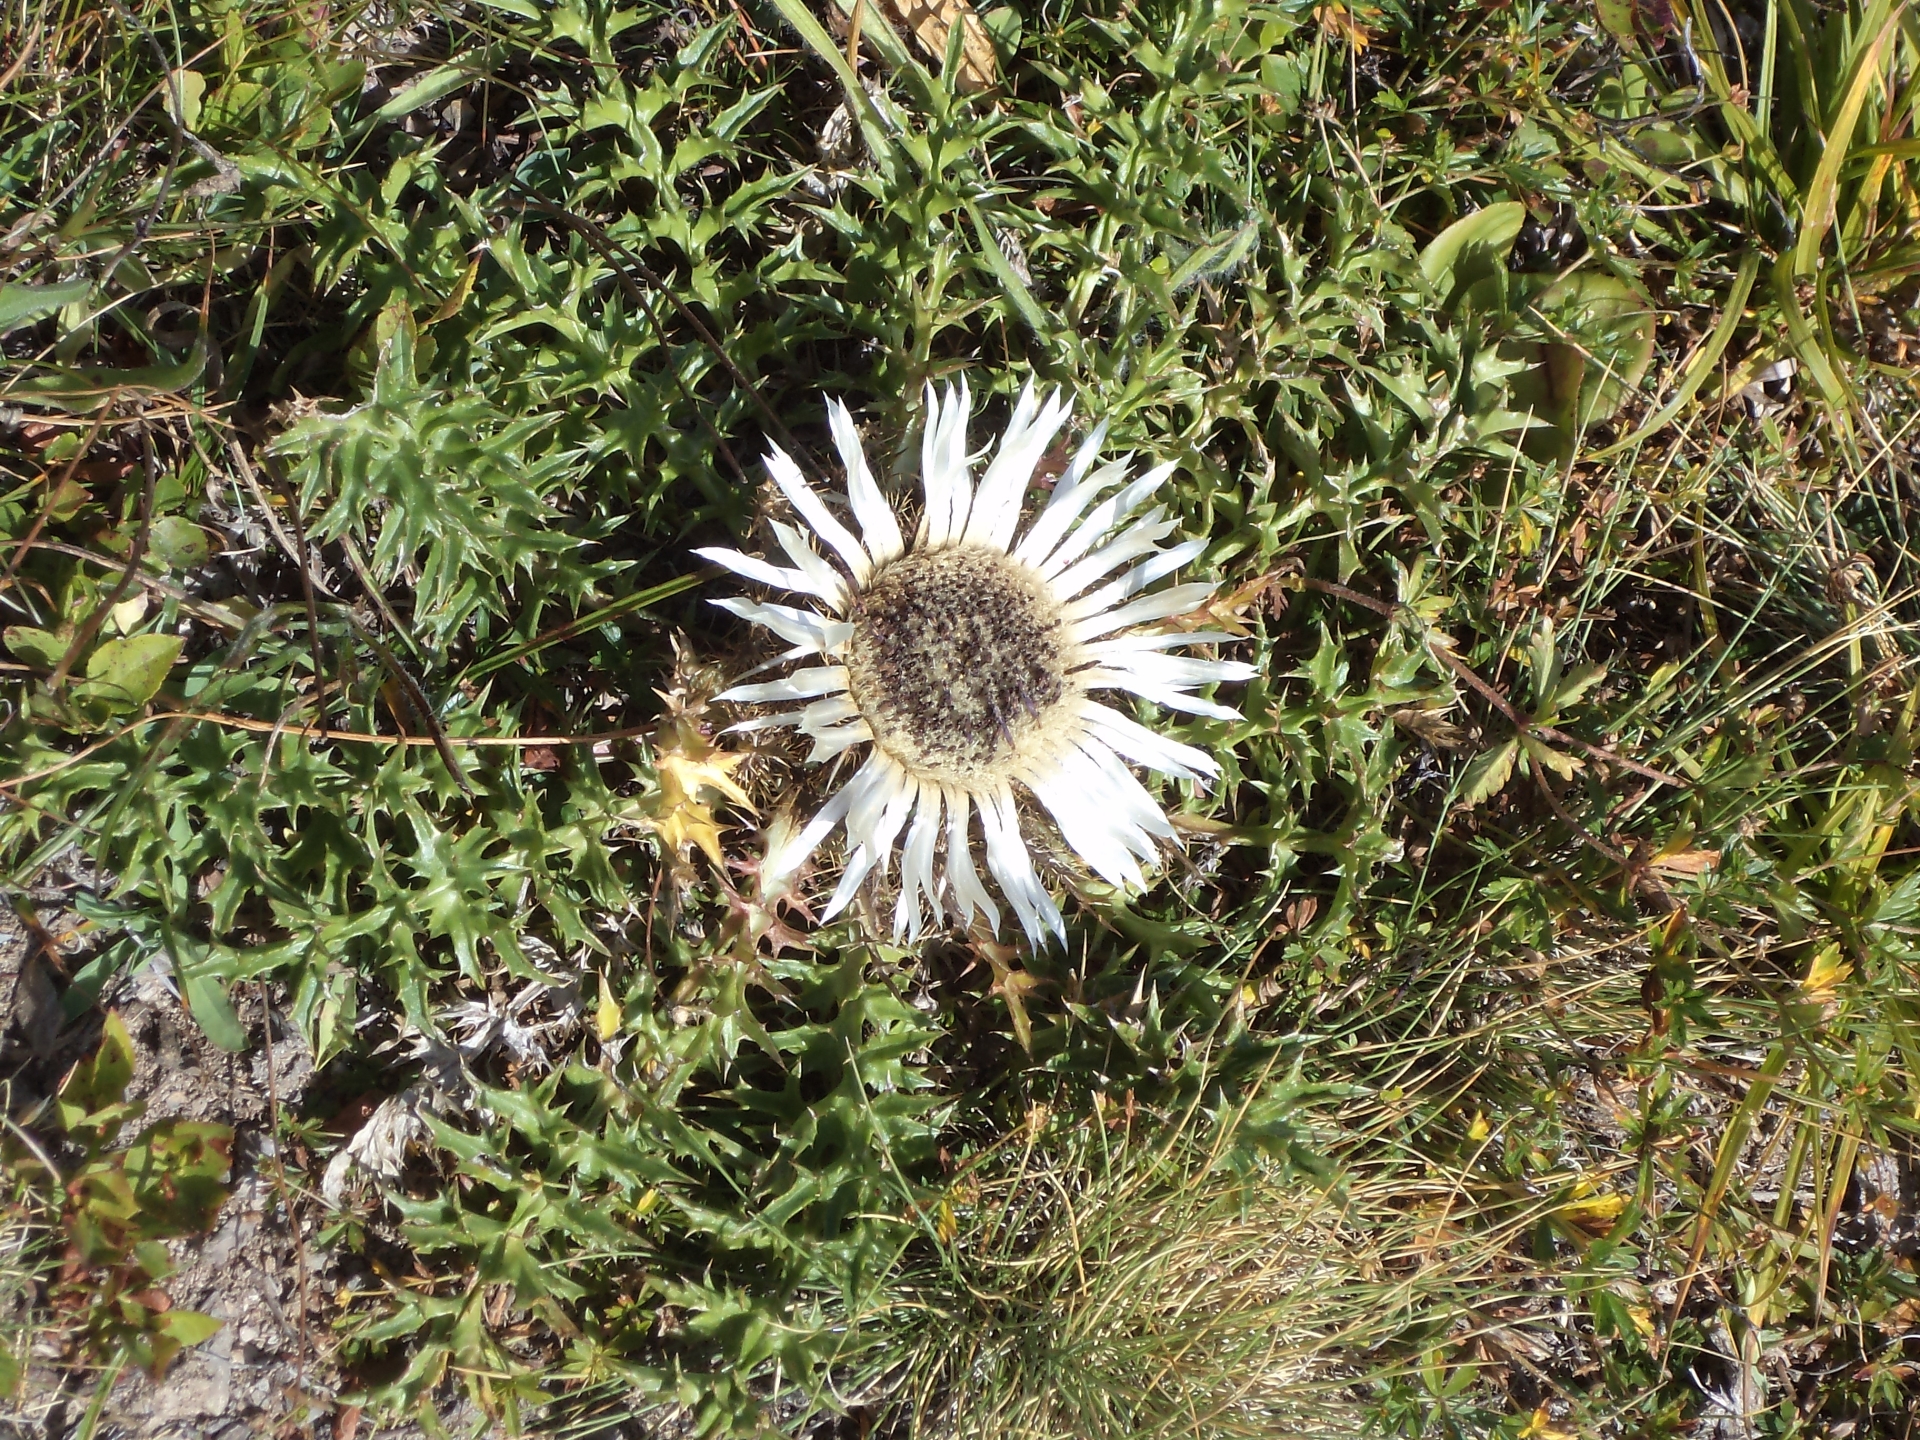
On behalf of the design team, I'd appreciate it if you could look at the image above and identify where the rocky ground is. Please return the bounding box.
[0,891,688,1440]
[0,892,395,1440]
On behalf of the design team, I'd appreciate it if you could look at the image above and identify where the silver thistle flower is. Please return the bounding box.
[701,379,1253,946]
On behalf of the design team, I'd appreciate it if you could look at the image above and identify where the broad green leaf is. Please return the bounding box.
[140,927,251,1055]
[132,1239,175,1280]
[152,1309,224,1349]
[1590,250,1759,460]
[166,67,205,127]
[182,970,249,1054]
[966,202,1052,341]
[1505,272,1656,448]
[1417,201,1525,304]
[80,634,184,710]
[1528,616,1561,706]
[6,339,208,411]
[1593,0,1640,48]
[1168,222,1261,294]
[3,625,68,670]
[373,59,486,121]
[148,516,212,570]
[1773,256,1854,429]
[56,1010,138,1130]
[596,972,620,1040]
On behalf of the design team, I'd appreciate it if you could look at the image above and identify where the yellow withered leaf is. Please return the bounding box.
[1518,1406,1577,1440]
[1649,829,1720,878]
[1556,1191,1629,1230]
[595,972,621,1041]
[646,719,755,868]
[1184,569,1282,637]
[1648,849,1719,877]
[656,746,753,813]
[1802,943,1852,998]
[1315,1,1373,52]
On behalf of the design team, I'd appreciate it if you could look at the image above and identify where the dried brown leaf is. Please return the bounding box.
[878,0,997,93]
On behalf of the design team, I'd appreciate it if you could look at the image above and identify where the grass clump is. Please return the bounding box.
[4,0,1920,1435]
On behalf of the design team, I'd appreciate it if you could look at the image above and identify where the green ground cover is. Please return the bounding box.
[6,0,1920,1433]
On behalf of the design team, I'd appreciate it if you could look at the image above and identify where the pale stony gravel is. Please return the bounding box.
[0,898,378,1440]
[1,900,713,1440]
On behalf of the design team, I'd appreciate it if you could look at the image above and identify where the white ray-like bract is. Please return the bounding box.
[700,380,1254,947]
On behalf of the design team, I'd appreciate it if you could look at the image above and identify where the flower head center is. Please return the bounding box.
[846,545,1070,784]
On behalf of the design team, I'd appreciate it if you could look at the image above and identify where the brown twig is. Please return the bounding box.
[1526,751,1627,865]
[331,526,416,655]
[1432,641,1686,790]
[342,615,474,796]
[228,437,332,740]
[1526,752,1683,914]
[720,0,772,72]
[0,11,41,92]
[254,981,313,1397]
[266,458,475,794]
[4,536,256,631]
[246,444,500,781]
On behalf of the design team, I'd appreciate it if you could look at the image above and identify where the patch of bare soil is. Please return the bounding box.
[0,898,433,1440]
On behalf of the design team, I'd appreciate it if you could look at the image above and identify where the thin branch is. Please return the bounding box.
[253,440,471,792]
[228,437,332,740]
[1526,751,1681,913]
[1289,573,1690,791]
[350,620,475,796]
[0,708,654,800]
